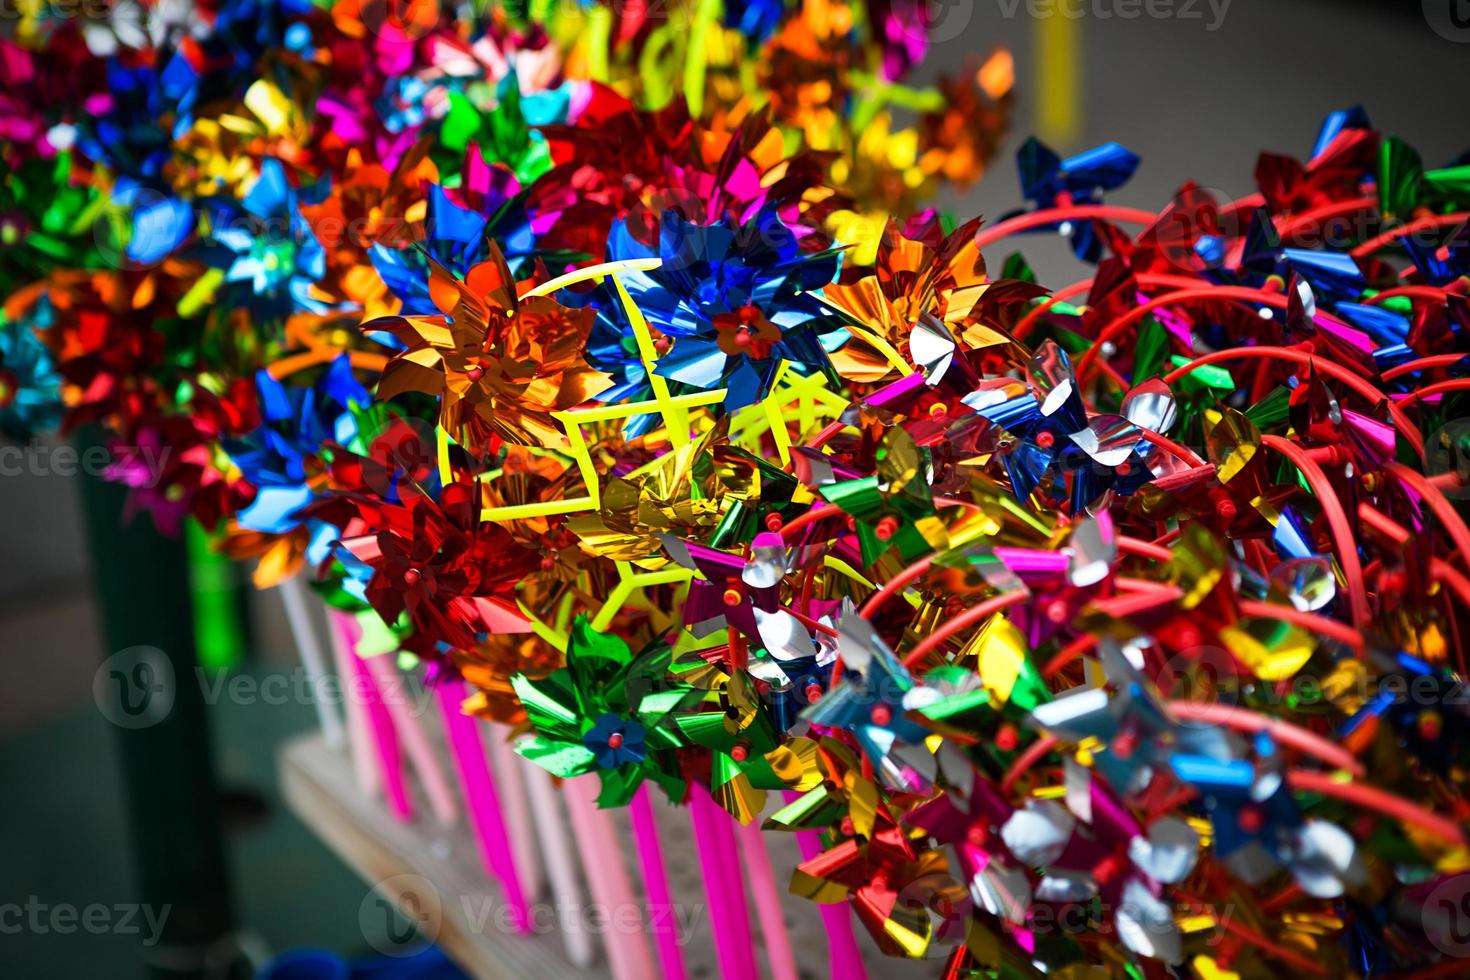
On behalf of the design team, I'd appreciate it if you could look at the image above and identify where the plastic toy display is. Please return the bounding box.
[4,3,1470,978]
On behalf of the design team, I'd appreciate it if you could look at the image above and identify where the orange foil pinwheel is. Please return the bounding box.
[824,217,1021,383]
[365,244,611,448]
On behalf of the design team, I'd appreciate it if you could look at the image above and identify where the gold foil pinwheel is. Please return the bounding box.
[366,244,612,449]
[822,217,1025,383]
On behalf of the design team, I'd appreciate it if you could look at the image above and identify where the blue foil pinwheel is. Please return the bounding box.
[1012,137,1141,261]
[371,178,536,316]
[567,209,850,411]
[203,158,331,324]
[0,292,65,439]
[224,355,369,539]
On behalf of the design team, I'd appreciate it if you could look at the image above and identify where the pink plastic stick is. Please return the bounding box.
[562,776,657,980]
[788,793,867,979]
[735,816,799,980]
[628,786,689,980]
[434,681,531,933]
[710,801,757,975]
[362,653,458,826]
[687,785,758,980]
[348,648,412,821]
[485,726,542,899]
[521,762,594,967]
[327,611,377,798]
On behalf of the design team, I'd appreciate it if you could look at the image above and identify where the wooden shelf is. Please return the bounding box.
[280,731,602,980]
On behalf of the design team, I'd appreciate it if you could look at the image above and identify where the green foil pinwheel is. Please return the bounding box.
[512,616,701,807]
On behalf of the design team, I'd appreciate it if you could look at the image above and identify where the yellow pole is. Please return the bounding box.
[1034,0,1082,147]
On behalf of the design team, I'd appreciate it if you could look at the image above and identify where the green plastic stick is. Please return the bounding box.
[185,519,247,670]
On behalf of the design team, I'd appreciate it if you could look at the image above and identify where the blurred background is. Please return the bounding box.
[1,0,1466,976]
